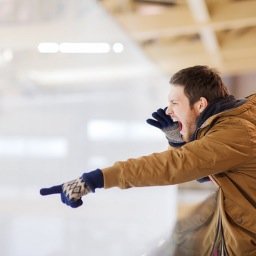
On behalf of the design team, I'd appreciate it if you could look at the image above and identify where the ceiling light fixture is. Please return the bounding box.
[38,42,124,54]
[59,42,111,53]
[38,42,59,53]
[112,42,124,53]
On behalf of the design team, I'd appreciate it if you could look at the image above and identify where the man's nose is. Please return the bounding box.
[165,105,173,116]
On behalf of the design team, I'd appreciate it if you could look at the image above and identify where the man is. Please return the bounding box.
[40,66,256,255]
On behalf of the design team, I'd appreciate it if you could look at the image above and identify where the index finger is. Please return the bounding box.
[40,185,62,196]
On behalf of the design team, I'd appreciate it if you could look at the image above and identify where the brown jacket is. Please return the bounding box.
[102,94,256,255]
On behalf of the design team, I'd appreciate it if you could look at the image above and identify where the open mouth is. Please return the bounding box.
[178,121,182,132]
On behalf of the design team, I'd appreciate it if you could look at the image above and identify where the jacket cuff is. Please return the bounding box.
[101,165,123,189]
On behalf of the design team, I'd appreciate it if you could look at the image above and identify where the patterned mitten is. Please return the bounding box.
[40,169,103,208]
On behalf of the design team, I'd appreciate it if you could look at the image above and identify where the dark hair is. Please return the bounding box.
[170,65,229,106]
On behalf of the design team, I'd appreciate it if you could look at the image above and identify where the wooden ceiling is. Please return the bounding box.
[99,0,256,76]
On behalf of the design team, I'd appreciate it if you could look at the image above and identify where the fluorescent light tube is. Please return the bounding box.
[59,42,111,53]
[38,42,59,53]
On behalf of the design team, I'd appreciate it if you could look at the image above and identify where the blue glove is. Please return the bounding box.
[146,108,185,147]
[40,169,103,208]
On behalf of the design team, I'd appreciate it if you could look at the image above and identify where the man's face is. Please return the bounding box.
[166,85,202,142]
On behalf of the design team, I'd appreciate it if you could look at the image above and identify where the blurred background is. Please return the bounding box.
[0,0,255,255]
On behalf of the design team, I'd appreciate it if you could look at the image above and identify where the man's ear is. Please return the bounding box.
[196,97,208,113]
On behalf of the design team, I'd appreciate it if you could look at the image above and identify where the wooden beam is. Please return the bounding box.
[219,27,256,50]
[156,55,256,76]
[100,0,134,13]
[211,0,256,31]
[115,5,197,40]
[103,0,256,40]
[100,0,256,75]
[220,27,256,60]
[186,0,222,66]
[143,37,205,58]
[142,28,256,75]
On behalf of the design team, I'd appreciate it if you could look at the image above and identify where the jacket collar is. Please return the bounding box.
[191,95,246,141]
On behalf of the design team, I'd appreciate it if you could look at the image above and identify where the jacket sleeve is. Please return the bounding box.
[102,118,255,189]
